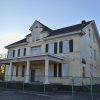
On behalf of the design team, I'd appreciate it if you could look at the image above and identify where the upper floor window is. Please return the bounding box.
[54,42,57,54]
[89,47,92,59]
[45,43,56,54]
[12,50,15,57]
[18,49,20,57]
[63,40,69,53]
[89,29,91,38]
[45,40,73,54]
[49,43,54,54]
[8,50,14,58]
[93,33,96,43]
[36,33,40,41]
[69,40,73,52]
[94,49,96,60]
[23,48,26,56]
[45,44,48,53]
[31,46,41,55]
[32,32,40,41]
[59,41,63,53]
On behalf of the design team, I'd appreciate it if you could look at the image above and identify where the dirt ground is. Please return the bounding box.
[0,90,100,100]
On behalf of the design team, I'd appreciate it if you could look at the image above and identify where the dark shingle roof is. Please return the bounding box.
[5,38,27,48]
[49,21,92,36]
[37,21,53,33]
[6,20,92,48]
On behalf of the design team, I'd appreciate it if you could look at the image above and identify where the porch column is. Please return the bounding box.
[8,62,13,81]
[25,60,30,83]
[44,58,49,84]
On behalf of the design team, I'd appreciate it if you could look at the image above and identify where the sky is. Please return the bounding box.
[0,0,100,54]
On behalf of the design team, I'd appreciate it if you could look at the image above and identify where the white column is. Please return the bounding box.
[8,62,13,81]
[25,60,30,83]
[44,59,49,84]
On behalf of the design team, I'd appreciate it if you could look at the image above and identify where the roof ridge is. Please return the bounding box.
[36,20,53,32]
[53,20,92,31]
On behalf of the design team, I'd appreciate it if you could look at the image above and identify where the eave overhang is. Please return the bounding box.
[0,54,65,65]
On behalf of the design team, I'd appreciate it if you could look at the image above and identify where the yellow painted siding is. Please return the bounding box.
[5,22,100,85]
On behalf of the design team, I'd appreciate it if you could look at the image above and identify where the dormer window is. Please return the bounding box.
[36,33,40,41]
[35,26,38,28]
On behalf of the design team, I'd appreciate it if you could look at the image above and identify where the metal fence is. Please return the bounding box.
[0,76,100,100]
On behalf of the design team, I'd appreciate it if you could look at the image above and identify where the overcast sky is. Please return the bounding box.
[0,0,100,54]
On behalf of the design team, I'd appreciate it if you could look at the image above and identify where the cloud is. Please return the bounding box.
[0,33,24,54]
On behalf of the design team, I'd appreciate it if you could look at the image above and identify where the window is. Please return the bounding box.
[54,42,57,54]
[89,29,91,38]
[23,48,26,56]
[18,49,20,57]
[69,40,73,52]
[59,41,63,53]
[16,66,18,77]
[13,50,15,57]
[93,34,95,43]
[8,50,13,58]
[54,64,57,77]
[45,44,48,53]
[90,64,93,77]
[82,66,86,78]
[31,46,41,55]
[20,49,24,57]
[58,63,62,77]
[62,64,69,76]
[90,47,92,59]
[49,43,54,54]
[94,49,96,60]
[22,65,25,77]
[63,41,69,53]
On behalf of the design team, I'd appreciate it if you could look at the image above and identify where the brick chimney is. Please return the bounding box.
[81,20,86,26]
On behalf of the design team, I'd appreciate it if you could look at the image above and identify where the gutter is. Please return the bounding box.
[5,42,28,49]
[43,30,83,40]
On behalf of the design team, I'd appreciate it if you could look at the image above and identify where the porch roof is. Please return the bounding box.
[0,54,65,64]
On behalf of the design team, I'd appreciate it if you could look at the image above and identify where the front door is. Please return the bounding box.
[31,70,35,82]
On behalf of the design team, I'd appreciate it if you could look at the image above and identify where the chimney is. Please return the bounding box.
[81,20,86,25]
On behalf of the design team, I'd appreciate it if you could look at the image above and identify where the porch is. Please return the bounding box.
[0,54,69,84]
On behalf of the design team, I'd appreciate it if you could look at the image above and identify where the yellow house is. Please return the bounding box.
[0,20,100,85]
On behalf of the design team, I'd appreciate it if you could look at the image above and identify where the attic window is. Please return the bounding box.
[93,33,96,42]
[89,29,91,38]
[35,26,38,28]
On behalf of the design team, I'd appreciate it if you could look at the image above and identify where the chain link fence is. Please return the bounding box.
[0,76,100,100]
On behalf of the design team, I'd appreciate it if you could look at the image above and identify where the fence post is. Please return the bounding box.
[6,81,8,90]
[90,77,93,100]
[44,83,46,94]
[23,81,24,92]
[72,76,74,100]
[44,76,46,94]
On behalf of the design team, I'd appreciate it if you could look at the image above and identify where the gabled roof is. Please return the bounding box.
[37,20,53,33]
[5,38,27,48]
[49,21,92,36]
[6,20,92,48]
[29,20,52,33]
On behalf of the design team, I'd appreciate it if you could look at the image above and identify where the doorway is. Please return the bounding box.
[31,70,35,82]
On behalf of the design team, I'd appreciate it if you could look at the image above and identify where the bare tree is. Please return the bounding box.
[0,53,7,59]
